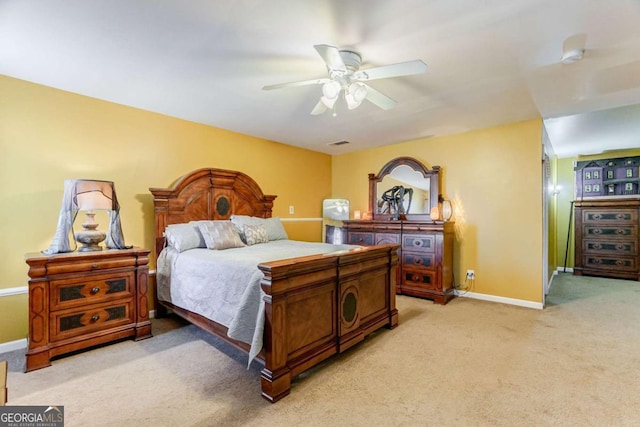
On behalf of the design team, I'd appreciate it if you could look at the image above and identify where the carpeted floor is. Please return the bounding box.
[4,272,640,426]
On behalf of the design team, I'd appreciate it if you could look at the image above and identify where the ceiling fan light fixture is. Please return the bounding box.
[561,48,584,64]
[321,95,338,109]
[345,82,367,110]
[322,81,341,99]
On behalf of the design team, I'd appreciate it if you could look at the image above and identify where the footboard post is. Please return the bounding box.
[259,283,291,403]
[388,247,399,329]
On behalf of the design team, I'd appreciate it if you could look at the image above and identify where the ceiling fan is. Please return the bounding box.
[262,44,427,115]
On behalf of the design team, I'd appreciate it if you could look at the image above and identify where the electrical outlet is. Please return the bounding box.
[466,269,475,280]
[289,205,295,215]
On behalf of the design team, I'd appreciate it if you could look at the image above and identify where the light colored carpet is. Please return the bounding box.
[5,273,640,426]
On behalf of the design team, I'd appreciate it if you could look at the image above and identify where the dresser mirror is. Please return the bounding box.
[369,157,440,220]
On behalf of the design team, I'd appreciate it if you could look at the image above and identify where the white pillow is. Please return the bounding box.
[197,221,245,250]
[264,217,288,241]
[164,223,205,252]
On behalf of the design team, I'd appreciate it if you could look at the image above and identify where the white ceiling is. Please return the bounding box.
[2,0,640,157]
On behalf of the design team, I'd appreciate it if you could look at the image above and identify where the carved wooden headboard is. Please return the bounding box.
[149,168,277,258]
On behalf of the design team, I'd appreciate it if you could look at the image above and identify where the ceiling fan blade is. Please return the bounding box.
[310,100,328,115]
[314,44,347,72]
[353,60,427,81]
[262,77,330,91]
[363,84,396,110]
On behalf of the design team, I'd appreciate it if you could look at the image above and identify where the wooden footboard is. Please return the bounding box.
[259,244,398,402]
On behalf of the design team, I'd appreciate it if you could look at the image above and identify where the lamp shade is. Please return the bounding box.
[75,180,114,211]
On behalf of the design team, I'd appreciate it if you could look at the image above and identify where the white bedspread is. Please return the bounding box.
[156,240,359,365]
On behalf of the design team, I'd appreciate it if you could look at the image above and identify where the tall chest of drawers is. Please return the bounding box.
[574,198,640,280]
[25,248,152,371]
[344,220,454,304]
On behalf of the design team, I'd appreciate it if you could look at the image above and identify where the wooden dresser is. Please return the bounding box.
[574,198,640,280]
[344,220,455,304]
[25,247,151,371]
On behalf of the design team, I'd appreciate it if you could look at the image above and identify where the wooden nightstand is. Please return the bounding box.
[25,247,151,372]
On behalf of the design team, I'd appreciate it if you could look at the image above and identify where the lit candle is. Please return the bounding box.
[430,206,440,221]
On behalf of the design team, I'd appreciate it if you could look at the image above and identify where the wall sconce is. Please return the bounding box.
[441,199,453,221]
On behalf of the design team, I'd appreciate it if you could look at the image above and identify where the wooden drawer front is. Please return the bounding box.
[403,253,435,270]
[583,255,637,271]
[403,269,437,290]
[50,299,135,342]
[582,209,637,224]
[583,239,637,256]
[584,225,636,239]
[402,234,435,253]
[375,233,400,245]
[50,272,134,310]
[46,257,137,275]
[348,232,374,246]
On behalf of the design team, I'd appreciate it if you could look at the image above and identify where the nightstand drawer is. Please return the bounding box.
[50,299,135,342]
[50,272,134,311]
[403,252,435,270]
[45,257,138,275]
[402,234,436,252]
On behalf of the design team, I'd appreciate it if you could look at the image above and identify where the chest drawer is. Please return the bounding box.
[402,234,436,253]
[348,232,374,246]
[375,233,400,245]
[583,239,637,256]
[582,209,637,224]
[403,253,435,270]
[50,299,135,342]
[403,269,438,291]
[583,225,636,239]
[582,255,637,272]
[50,271,134,311]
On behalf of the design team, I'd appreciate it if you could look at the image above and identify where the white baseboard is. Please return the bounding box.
[556,267,574,273]
[0,286,28,297]
[454,289,544,310]
[0,338,27,354]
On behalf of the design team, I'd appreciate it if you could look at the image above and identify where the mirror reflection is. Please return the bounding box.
[322,198,349,243]
[376,165,431,215]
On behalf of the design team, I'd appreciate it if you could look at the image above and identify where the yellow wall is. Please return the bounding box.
[333,119,544,303]
[0,75,331,343]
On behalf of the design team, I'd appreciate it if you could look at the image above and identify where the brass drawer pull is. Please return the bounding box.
[92,264,99,269]
[91,314,99,322]
[90,287,100,295]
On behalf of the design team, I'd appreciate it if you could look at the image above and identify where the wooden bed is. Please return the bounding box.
[150,167,398,402]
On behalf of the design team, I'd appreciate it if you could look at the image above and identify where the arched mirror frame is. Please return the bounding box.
[368,157,440,220]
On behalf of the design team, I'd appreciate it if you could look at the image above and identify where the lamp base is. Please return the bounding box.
[75,229,107,252]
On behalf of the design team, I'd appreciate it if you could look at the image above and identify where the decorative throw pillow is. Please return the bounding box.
[242,224,268,246]
[230,215,289,241]
[197,221,245,250]
[164,223,205,252]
